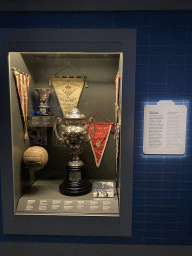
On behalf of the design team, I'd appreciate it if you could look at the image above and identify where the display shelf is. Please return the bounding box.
[27,116,55,127]
[16,180,119,216]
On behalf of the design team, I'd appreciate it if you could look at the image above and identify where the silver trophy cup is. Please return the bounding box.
[35,88,53,115]
[54,106,96,196]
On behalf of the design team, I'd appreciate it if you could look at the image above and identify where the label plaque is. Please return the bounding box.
[143,100,187,155]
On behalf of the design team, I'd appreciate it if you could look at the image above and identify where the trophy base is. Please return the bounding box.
[59,179,92,196]
[36,105,51,116]
[34,111,53,116]
[59,164,92,196]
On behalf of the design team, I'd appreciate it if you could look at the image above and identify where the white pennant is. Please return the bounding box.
[51,77,84,116]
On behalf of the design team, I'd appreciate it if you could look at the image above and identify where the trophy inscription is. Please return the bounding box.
[54,106,96,196]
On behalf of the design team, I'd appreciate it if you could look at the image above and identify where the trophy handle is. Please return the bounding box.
[54,117,65,141]
[86,117,97,142]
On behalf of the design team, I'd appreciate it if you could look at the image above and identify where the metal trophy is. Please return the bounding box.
[54,106,96,196]
[35,88,53,115]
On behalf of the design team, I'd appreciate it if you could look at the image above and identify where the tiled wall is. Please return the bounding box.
[132,12,192,245]
[1,11,192,245]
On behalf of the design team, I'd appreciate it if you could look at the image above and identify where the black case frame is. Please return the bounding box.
[0,28,136,236]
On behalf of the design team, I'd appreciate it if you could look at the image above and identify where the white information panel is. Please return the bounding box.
[143,100,187,155]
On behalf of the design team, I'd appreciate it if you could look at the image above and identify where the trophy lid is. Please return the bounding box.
[64,106,86,120]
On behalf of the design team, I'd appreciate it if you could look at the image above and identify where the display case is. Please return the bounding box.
[1,28,136,236]
[9,51,122,216]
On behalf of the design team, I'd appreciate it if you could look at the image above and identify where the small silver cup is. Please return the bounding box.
[35,88,53,115]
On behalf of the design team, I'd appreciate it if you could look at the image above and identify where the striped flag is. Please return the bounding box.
[13,69,31,140]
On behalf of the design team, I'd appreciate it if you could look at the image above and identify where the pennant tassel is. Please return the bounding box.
[114,71,122,139]
[24,125,29,140]
[110,124,114,133]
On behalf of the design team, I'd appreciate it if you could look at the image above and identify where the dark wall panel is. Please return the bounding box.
[1,10,192,253]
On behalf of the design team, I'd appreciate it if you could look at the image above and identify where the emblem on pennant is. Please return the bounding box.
[61,85,76,97]
[87,122,112,168]
[96,140,101,149]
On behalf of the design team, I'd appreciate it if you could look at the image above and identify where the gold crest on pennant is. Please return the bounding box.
[61,85,76,97]
[96,140,101,149]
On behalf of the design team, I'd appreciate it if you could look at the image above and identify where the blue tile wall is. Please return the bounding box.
[1,10,192,245]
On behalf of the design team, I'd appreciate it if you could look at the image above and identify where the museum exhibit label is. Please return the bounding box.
[143,100,187,155]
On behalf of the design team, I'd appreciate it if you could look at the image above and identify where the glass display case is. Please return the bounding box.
[1,28,136,236]
[9,52,122,217]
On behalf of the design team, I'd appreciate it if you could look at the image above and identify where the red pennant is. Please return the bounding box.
[87,122,112,168]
